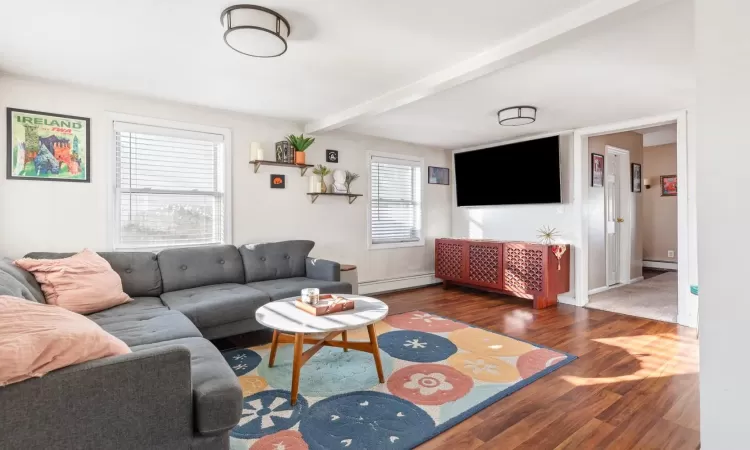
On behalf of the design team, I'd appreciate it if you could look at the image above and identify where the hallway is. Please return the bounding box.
[587,270,678,323]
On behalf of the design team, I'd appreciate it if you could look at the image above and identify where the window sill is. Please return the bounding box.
[369,240,425,250]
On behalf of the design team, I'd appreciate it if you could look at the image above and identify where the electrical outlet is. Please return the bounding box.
[668,250,675,258]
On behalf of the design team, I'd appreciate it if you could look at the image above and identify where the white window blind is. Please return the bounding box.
[370,155,423,246]
[114,121,226,249]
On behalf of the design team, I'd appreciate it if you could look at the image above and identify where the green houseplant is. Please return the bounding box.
[312,164,331,193]
[287,134,315,165]
[344,171,359,194]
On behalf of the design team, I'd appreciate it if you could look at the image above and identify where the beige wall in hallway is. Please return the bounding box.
[643,144,677,262]
[588,132,644,290]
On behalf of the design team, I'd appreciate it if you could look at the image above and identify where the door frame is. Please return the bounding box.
[573,110,695,327]
[604,145,632,287]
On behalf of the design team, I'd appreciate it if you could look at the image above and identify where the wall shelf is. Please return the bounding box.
[250,160,313,176]
[307,193,363,204]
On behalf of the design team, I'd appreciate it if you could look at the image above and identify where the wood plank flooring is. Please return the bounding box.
[377,285,700,450]
[223,285,699,449]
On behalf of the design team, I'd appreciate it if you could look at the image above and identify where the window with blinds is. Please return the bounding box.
[114,121,227,249]
[369,154,423,247]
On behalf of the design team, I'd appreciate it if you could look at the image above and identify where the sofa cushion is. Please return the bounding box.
[86,297,168,322]
[97,310,202,347]
[0,271,39,303]
[239,240,314,282]
[131,337,242,435]
[15,250,131,314]
[248,277,352,301]
[24,251,162,298]
[160,284,269,329]
[0,258,45,303]
[158,245,244,292]
[0,295,131,386]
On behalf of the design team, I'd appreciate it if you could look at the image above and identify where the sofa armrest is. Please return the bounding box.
[0,346,193,450]
[306,257,341,282]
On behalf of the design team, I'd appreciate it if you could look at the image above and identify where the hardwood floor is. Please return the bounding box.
[222,285,699,449]
[379,285,700,450]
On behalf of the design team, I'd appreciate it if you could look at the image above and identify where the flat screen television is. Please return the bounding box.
[455,136,561,207]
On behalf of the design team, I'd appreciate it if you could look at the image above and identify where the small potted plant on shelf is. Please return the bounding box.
[286,134,315,165]
[344,171,359,194]
[312,164,331,193]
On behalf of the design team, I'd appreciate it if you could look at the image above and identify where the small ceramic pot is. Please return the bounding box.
[294,151,305,165]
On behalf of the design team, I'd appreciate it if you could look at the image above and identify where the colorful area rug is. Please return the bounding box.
[222,311,576,450]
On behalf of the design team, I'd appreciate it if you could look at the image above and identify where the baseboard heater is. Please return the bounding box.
[359,273,439,295]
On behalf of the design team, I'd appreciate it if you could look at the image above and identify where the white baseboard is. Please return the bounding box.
[588,285,610,295]
[359,273,439,295]
[558,295,576,305]
[588,276,645,295]
[643,260,678,270]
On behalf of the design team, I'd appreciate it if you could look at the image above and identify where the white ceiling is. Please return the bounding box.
[0,0,694,149]
[345,0,694,148]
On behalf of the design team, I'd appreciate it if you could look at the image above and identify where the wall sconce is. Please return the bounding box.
[644,177,652,189]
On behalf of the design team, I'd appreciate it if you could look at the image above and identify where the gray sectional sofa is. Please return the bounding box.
[0,240,351,450]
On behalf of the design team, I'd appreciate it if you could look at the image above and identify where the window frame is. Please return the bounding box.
[107,113,232,251]
[366,150,425,250]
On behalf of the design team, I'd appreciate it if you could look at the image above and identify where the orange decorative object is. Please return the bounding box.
[294,151,306,165]
[273,177,283,184]
[552,244,567,270]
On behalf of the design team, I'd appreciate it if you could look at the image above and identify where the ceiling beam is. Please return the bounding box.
[305,0,668,134]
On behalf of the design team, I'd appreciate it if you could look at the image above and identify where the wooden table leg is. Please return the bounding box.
[268,329,280,368]
[367,324,385,383]
[342,330,348,352]
[291,332,304,406]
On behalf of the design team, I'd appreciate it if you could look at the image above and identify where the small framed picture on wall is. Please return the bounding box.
[631,163,642,192]
[428,166,450,185]
[661,175,677,196]
[591,153,604,187]
[270,174,285,189]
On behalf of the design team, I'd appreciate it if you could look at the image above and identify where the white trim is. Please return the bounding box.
[558,295,576,305]
[588,276,645,295]
[644,260,678,270]
[588,285,612,295]
[366,150,426,250]
[359,273,439,295]
[304,0,661,134]
[106,112,233,251]
[573,111,694,327]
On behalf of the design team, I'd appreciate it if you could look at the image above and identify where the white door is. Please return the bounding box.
[606,152,622,286]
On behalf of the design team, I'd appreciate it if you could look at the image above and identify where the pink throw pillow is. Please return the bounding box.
[14,249,131,314]
[0,295,131,386]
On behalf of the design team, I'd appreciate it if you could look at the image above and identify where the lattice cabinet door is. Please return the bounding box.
[503,243,546,295]
[467,242,503,289]
[435,240,465,281]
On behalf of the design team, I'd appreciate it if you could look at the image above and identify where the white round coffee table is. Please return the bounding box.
[255,295,389,405]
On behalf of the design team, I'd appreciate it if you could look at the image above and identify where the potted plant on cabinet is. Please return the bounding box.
[286,134,315,165]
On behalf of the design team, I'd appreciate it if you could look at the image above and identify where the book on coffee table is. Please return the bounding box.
[294,294,354,316]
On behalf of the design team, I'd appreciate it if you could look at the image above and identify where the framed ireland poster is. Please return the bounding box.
[6,108,91,182]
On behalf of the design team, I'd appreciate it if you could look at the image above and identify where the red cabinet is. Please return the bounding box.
[435,239,570,309]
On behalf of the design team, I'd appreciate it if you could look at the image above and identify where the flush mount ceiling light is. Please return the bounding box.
[220,5,291,58]
[497,106,537,126]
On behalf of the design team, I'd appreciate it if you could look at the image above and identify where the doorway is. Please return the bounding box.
[580,121,682,324]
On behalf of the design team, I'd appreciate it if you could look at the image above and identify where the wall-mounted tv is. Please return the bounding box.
[455,136,561,207]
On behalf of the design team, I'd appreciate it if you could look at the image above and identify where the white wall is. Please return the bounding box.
[451,133,575,299]
[0,75,451,286]
[696,0,749,446]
